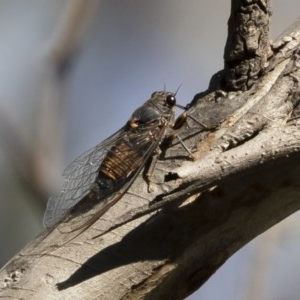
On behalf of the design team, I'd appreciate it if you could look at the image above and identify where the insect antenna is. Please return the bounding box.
[174,83,182,96]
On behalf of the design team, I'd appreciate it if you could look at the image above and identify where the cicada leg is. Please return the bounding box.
[171,109,218,160]
[174,111,209,130]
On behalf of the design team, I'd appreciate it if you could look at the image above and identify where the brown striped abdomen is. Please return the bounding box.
[96,132,153,192]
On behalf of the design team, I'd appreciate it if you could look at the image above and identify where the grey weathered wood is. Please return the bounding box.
[1,1,300,299]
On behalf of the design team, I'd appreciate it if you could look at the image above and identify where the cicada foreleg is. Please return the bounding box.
[174,110,210,131]
[170,111,199,160]
[171,107,217,160]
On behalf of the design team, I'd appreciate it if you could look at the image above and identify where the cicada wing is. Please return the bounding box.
[56,180,132,236]
[44,119,169,234]
[43,126,127,229]
[62,128,126,179]
[58,122,170,235]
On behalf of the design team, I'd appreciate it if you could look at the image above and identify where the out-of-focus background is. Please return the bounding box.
[0,1,300,299]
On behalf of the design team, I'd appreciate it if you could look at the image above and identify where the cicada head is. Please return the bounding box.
[129,91,177,129]
[150,91,176,109]
[148,91,177,122]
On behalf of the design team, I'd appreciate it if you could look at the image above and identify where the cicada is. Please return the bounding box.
[43,91,187,233]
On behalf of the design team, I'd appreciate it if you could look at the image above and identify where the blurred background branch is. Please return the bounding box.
[0,0,99,270]
[33,0,100,203]
[0,1,300,299]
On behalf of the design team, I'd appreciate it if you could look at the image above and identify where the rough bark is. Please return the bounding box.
[1,1,300,299]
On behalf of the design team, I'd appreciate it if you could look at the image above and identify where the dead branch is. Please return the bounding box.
[1,1,300,299]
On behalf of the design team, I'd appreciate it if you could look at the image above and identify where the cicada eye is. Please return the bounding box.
[166,94,176,107]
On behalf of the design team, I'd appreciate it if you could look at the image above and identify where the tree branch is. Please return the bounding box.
[1,1,300,299]
[224,0,271,90]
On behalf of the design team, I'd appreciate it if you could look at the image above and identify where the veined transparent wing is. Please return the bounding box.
[43,121,167,230]
[43,127,126,229]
